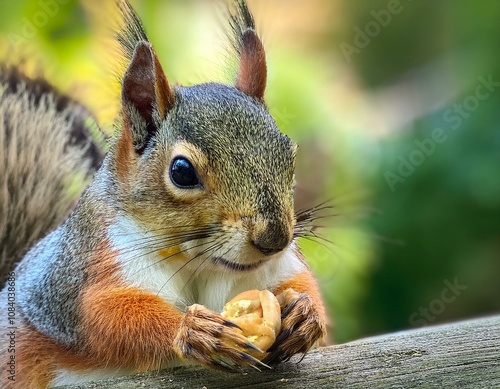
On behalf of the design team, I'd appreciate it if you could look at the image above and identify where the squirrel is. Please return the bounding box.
[0,1,327,388]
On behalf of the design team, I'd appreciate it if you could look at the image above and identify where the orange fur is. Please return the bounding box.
[76,238,183,370]
[0,240,119,388]
[235,30,267,100]
[1,321,99,389]
[79,284,182,370]
[114,125,133,181]
[1,234,184,389]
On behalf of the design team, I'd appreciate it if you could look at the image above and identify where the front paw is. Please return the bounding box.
[263,288,327,365]
[173,304,267,371]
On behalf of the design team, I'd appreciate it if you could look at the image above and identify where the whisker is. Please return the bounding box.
[298,235,334,253]
[125,238,217,282]
[158,236,229,299]
[82,238,187,279]
[174,235,232,306]
[295,213,341,227]
[297,233,351,269]
[301,228,359,260]
[204,236,236,278]
[111,229,216,260]
[300,230,335,246]
[83,227,221,283]
[85,224,218,257]
[295,197,337,214]
[101,223,220,239]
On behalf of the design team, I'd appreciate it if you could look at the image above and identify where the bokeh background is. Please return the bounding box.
[1,0,498,344]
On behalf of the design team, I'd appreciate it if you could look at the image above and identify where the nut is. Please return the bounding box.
[221,290,281,352]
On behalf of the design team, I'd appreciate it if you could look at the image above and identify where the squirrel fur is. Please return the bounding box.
[0,67,105,289]
[0,1,327,388]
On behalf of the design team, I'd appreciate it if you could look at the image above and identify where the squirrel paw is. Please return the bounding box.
[263,288,326,365]
[173,304,269,371]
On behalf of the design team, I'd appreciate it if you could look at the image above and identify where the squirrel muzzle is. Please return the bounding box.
[250,217,294,256]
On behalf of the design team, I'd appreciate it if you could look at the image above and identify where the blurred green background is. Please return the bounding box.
[1,0,498,344]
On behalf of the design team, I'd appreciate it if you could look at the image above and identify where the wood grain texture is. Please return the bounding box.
[56,315,500,389]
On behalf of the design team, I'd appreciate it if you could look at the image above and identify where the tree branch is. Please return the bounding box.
[57,315,500,388]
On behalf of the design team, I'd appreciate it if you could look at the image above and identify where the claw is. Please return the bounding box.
[209,360,238,372]
[223,318,242,330]
[207,350,271,372]
[213,357,241,371]
[297,352,308,363]
[241,340,265,354]
[241,352,272,370]
[280,298,298,318]
[263,290,326,366]
[262,350,280,365]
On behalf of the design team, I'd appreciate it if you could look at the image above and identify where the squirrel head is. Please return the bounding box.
[107,2,297,272]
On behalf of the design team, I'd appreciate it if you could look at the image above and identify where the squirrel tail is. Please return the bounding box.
[0,67,106,287]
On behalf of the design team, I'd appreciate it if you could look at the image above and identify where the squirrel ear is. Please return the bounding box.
[235,29,267,101]
[121,41,174,152]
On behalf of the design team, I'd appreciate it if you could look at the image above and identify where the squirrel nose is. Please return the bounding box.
[251,222,291,256]
[252,241,284,256]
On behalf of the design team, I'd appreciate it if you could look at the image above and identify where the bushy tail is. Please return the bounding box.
[0,68,105,287]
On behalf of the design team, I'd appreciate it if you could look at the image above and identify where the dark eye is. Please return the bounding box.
[169,156,200,188]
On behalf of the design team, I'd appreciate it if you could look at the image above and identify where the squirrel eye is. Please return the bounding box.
[169,156,200,188]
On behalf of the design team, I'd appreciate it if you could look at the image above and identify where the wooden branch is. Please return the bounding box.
[57,315,500,388]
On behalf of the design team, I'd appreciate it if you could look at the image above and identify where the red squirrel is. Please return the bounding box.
[0,1,327,387]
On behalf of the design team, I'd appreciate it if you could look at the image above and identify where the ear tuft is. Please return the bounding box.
[229,0,267,101]
[122,42,156,126]
[153,52,174,119]
[235,29,267,101]
[121,41,174,152]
